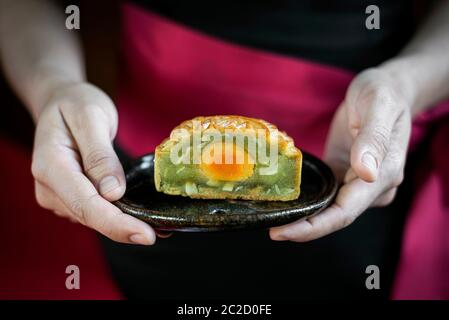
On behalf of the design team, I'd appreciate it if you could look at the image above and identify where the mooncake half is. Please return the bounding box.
[154,116,302,201]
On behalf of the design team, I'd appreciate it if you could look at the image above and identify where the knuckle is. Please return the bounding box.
[373,86,395,104]
[32,150,69,182]
[31,160,47,182]
[68,197,87,223]
[101,219,120,241]
[35,189,51,210]
[68,194,99,227]
[382,196,395,206]
[84,147,114,175]
[82,102,117,132]
[375,198,389,207]
[348,68,378,94]
[371,88,407,119]
[360,85,392,106]
[391,171,404,188]
[370,127,389,157]
[53,209,67,218]
[373,85,407,112]
[86,103,109,120]
[336,206,356,229]
[95,207,123,241]
[377,190,397,207]
[341,214,356,229]
[96,101,118,126]
[382,160,404,188]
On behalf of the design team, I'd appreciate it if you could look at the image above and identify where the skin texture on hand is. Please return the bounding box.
[31,82,156,245]
[270,68,412,242]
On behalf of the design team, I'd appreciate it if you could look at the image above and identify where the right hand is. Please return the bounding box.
[31,82,156,245]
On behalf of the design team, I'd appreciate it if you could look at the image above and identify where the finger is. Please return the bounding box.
[372,188,397,207]
[60,104,126,201]
[35,181,79,222]
[270,177,383,242]
[371,110,409,192]
[349,89,404,183]
[33,152,156,245]
[323,105,352,182]
[35,180,71,218]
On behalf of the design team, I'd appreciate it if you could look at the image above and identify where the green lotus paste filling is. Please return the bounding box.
[157,151,297,196]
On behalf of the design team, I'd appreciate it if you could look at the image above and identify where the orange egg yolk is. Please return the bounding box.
[200,142,254,182]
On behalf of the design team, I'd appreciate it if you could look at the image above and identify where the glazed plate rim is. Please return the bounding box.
[114,152,338,232]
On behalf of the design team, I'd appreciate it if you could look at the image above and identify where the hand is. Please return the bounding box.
[270,68,412,242]
[31,82,156,245]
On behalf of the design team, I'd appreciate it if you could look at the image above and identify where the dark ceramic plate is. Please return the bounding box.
[114,152,337,232]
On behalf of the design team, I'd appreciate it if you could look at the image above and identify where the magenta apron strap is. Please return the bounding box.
[116,3,353,157]
[393,102,449,299]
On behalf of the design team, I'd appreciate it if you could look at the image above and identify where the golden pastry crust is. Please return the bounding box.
[167,115,301,157]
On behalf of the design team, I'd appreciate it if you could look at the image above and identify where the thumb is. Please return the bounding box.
[346,75,404,183]
[64,105,126,201]
[350,112,395,183]
[82,141,126,201]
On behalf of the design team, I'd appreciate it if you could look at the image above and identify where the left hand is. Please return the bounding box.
[270,68,412,242]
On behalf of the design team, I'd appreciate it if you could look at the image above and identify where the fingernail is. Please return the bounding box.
[362,152,378,172]
[99,176,120,195]
[129,233,153,245]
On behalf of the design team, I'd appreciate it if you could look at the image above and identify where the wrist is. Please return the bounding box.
[31,79,85,123]
[379,51,449,117]
[29,66,85,122]
[377,58,418,116]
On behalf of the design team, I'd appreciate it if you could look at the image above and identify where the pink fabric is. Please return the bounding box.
[393,108,449,299]
[116,3,449,299]
[116,4,352,158]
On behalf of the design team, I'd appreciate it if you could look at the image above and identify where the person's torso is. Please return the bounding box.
[132,0,416,71]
